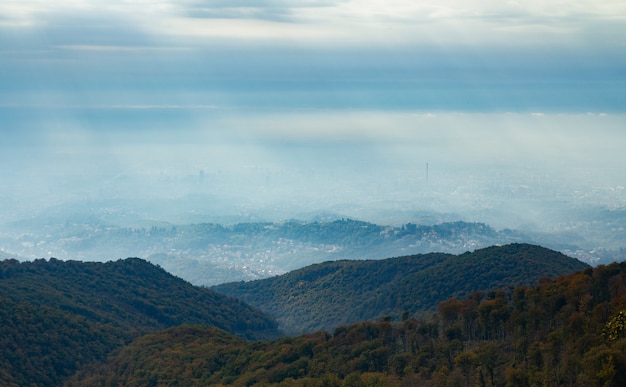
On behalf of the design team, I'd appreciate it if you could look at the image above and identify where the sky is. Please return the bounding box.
[1,0,626,226]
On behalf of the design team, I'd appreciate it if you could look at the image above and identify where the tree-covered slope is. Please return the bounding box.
[213,244,589,334]
[0,258,279,338]
[0,258,280,386]
[0,297,124,387]
[69,261,626,387]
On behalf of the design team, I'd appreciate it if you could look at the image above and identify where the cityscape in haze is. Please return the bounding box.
[1,1,626,279]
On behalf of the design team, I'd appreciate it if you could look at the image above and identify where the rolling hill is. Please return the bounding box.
[213,243,589,334]
[0,257,280,386]
[68,260,626,386]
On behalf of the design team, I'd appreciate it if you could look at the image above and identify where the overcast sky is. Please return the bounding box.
[1,1,625,224]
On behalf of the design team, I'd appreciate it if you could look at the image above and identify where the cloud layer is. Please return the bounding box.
[1,0,625,227]
[3,0,626,45]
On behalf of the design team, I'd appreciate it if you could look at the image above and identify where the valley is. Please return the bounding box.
[2,211,625,286]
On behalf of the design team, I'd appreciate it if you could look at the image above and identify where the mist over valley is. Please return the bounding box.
[3,1,626,385]
[2,112,626,285]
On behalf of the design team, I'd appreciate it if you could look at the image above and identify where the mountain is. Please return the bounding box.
[3,216,612,286]
[68,261,626,387]
[213,244,589,334]
[0,258,280,386]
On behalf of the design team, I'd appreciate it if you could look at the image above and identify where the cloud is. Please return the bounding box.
[3,0,626,48]
[1,1,624,115]
[181,0,337,22]
[181,0,626,47]
[1,1,625,232]
[209,111,626,163]
[56,45,190,53]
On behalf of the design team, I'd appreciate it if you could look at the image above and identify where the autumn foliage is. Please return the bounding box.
[71,261,626,386]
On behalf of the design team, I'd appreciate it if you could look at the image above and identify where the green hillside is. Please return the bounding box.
[0,258,280,386]
[68,261,626,386]
[213,244,589,334]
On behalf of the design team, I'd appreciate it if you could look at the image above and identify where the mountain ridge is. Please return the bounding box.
[69,260,626,386]
[0,257,281,386]
[213,243,589,334]
[4,217,615,286]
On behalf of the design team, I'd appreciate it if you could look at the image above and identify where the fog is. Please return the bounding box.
[1,1,626,270]
[2,109,625,229]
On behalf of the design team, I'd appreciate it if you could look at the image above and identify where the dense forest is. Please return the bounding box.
[0,258,280,386]
[69,261,626,386]
[213,244,589,334]
[0,245,616,386]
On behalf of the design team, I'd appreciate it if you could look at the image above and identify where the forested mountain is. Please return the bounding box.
[213,244,589,334]
[0,258,280,386]
[3,216,612,286]
[68,261,626,387]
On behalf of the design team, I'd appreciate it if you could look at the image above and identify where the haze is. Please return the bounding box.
[2,1,626,237]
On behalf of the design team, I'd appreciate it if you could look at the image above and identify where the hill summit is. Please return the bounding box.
[213,243,589,334]
[0,257,280,386]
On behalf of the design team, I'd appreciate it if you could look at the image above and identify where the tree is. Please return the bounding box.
[454,351,477,385]
[605,310,626,342]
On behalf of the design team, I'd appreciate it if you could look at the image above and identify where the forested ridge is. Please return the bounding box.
[69,261,626,386]
[0,258,280,386]
[0,245,602,386]
[213,244,589,334]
